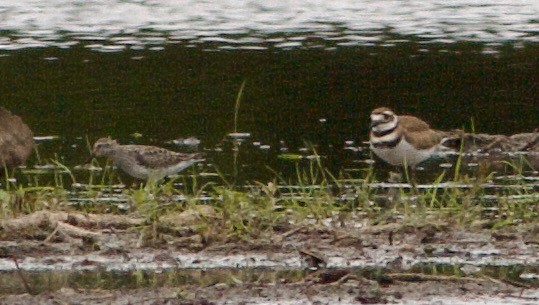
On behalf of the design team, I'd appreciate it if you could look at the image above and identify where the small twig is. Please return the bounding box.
[280,226,305,238]
[42,224,60,244]
[301,268,324,283]
[12,256,34,295]
[499,278,532,289]
[480,274,532,289]
[388,273,486,283]
[202,242,236,252]
[56,221,101,239]
[129,297,189,305]
[521,134,539,151]
[330,273,360,286]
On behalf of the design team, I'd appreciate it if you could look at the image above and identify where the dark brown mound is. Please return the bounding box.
[440,129,539,170]
[0,107,34,169]
[441,129,539,153]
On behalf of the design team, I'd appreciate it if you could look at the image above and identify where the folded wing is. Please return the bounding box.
[122,145,203,169]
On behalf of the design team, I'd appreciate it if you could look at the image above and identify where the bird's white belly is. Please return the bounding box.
[371,139,435,167]
[118,162,151,180]
[114,158,199,181]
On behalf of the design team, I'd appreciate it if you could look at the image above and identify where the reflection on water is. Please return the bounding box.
[0,262,536,294]
[0,0,538,52]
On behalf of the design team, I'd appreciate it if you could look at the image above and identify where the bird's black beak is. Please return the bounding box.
[369,121,376,129]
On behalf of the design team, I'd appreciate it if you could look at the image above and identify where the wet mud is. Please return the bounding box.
[0,210,537,304]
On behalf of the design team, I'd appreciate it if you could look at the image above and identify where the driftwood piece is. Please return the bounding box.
[56,221,101,239]
[518,133,539,151]
[387,273,486,283]
[0,211,144,236]
[441,129,539,153]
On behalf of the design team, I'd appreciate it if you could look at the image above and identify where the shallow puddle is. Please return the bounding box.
[0,263,536,295]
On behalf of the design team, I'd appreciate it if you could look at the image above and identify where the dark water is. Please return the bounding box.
[0,1,538,186]
[2,40,538,182]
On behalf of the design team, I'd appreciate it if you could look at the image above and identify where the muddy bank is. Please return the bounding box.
[0,211,538,271]
[1,223,538,272]
[0,210,537,304]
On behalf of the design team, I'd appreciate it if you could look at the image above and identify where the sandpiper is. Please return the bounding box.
[0,107,34,169]
[90,137,204,181]
[369,107,444,167]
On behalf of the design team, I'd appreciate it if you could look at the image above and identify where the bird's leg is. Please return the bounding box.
[401,161,418,197]
[408,167,419,197]
[132,180,143,189]
[387,170,403,204]
[144,177,160,192]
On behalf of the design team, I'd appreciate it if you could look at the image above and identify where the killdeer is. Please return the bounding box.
[90,137,204,181]
[369,107,443,167]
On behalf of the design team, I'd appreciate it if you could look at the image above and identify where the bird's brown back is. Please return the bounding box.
[119,145,202,169]
[398,115,442,149]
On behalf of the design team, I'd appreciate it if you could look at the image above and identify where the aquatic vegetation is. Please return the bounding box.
[1,120,538,242]
[1,150,536,242]
[0,151,537,300]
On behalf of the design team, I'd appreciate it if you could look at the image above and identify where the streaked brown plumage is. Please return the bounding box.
[0,107,33,169]
[91,137,204,180]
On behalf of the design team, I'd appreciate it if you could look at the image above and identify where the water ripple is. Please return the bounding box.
[0,0,537,52]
